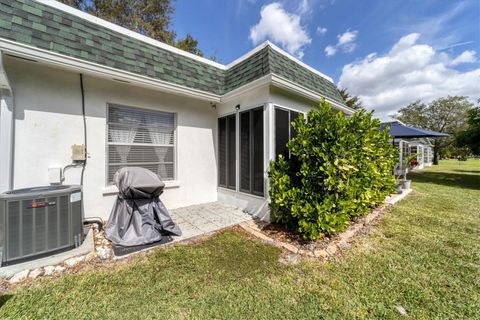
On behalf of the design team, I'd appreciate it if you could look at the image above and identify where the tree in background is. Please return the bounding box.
[337,87,364,110]
[394,96,473,164]
[175,34,203,57]
[60,0,205,56]
[456,102,480,155]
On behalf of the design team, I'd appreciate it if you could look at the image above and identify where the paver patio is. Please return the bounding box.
[169,202,253,241]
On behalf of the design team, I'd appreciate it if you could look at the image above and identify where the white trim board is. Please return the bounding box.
[227,41,333,83]
[35,0,226,69]
[0,38,221,102]
[0,52,14,192]
[35,0,333,83]
[0,39,354,114]
[271,75,354,115]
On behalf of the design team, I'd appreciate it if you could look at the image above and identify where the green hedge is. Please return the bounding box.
[268,100,398,240]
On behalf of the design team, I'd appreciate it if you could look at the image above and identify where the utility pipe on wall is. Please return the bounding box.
[0,51,14,193]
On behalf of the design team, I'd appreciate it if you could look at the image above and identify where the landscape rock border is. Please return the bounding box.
[1,227,99,286]
[240,189,412,260]
[0,190,412,287]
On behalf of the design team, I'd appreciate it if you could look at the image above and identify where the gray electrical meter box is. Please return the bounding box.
[71,144,86,161]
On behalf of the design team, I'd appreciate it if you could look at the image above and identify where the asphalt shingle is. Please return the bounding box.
[0,0,346,106]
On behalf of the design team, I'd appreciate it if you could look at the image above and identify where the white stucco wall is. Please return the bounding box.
[5,56,218,219]
[216,85,270,117]
[3,55,342,222]
[269,86,318,114]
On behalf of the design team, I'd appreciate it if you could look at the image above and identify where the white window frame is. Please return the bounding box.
[273,105,306,159]
[105,103,177,185]
[217,103,269,200]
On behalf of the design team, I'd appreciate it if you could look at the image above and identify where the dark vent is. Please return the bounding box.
[7,201,20,260]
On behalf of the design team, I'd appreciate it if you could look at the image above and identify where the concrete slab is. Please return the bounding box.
[0,227,95,279]
[386,188,412,205]
[113,202,252,260]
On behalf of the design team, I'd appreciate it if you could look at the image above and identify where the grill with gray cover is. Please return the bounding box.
[105,167,181,247]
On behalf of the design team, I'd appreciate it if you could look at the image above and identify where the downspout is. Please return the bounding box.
[79,74,87,184]
[77,74,104,231]
[0,51,14,193]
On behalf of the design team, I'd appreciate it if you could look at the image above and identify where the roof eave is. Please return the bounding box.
[0,38,221,103]
[271,75,354,115]
[35,0,335,84]
[1,39,352,113]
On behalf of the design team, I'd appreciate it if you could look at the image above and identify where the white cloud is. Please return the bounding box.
[249,3,311,59]
[324,29,358,56]
[450,50,477,66]
[338,33,480,120]
[316,26,327,36]
[324,45,336,56]
[338,30,357,45]
[297,0,310,15]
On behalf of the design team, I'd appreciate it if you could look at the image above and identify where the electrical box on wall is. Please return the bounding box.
[48,167,62,184]
[71,144,86,162]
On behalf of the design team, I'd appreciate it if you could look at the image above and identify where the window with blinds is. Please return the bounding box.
[107,104,175,184]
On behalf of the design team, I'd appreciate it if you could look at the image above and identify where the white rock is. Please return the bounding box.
[97,247,112,260]
[28,268,44,279]
[278,253,300,265]
[85,251,97,262]
[64,256,85,268]
[54,266,65,273]
[44,266,56,276]
[9,269,30,284]
[395,305,408,316]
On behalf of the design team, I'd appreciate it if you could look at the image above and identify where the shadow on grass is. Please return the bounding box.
[410,171,480,190]
[451,169,480,174]
[0,295,12,308]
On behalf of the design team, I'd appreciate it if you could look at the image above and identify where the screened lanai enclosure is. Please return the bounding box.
[382,121,446,174]
[394,139,434,173]
[216,104,305,219]
[218,107,265,197]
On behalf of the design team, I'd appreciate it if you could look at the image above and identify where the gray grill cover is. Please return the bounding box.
[105,167,181,247]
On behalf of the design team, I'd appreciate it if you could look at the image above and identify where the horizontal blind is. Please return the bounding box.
[218,117,227,187]
[107,104,175,183]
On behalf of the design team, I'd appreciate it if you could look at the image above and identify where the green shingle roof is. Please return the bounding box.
[0,0,346,106]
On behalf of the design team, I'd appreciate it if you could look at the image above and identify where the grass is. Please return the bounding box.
[1,160,479,319]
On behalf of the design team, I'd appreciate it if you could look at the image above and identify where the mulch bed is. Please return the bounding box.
[245,202,393,256]
[259,222,336,251]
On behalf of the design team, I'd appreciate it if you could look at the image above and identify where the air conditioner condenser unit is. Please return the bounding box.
[0,185,83,266]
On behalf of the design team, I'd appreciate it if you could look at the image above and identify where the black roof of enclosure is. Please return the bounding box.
[380,121,450,139]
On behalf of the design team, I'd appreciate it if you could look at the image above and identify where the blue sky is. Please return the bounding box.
[172,0,480,119]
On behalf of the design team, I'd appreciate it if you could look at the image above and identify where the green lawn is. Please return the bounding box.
[1,160,479,319]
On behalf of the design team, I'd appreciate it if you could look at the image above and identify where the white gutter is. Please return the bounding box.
[35,0,226,70]
[220,74,272,103]
[0,51,14,192]
[0,39,354,116]
[0,38,222,103]
[262,41,334,83]
[271,75,355,115]
[35,0,334,84]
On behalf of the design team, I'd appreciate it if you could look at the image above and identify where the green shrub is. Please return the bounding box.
[268,100,398,240]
